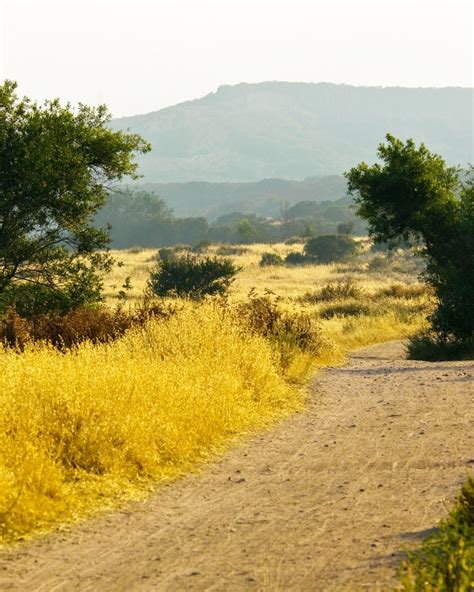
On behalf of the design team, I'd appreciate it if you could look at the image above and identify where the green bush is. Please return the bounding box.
[284,236,306,245]
[192,240,211,253]
[367,255,390,273]
[285,252,308,266]
[407,331,474,361]
[259,252,284,267]
[304,235,357,264]
[148,255,239,299]
[337,222,354,235]
[399,477,474,590]
[156,247,175,262]
[0,280,101,318]
[318,301,372,319]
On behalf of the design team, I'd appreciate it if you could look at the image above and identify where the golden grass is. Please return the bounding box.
[0,304,300,543]
[105,243,429,353]
[104,243,424,304]
[0,243,430,543]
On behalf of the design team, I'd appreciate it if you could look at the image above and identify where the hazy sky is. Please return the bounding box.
[1,0,473,118]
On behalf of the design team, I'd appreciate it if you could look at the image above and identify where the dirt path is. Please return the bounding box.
[1,342,473,591]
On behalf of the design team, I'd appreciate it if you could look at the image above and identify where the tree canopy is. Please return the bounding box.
[346,134,474,346]
[0,80,150,315]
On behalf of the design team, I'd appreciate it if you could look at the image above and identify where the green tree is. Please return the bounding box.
[345,134,474,346]
[337,221,354,235]
[237,219,257,243]
[0,81,150,315]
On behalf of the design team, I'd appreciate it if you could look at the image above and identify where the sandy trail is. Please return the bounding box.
[1,341,473,591]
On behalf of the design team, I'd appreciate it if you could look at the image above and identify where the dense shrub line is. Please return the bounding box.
[0,300,175,350]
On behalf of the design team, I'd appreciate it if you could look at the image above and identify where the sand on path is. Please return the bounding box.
[0,341,473,591]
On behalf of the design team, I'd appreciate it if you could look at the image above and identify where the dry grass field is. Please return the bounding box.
[0,242,433,545]
[105,242,431,352]
[105,242,425,303]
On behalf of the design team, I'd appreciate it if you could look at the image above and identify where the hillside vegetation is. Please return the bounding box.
[94,189,365,248]
[138,175,347,218]
[110,82,473,183]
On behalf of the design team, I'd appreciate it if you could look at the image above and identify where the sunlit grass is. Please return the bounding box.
[0,243,431,543]
[105,243,425,304]
[0,304,301,543]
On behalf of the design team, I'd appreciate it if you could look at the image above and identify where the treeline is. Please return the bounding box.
[95,189,366,248]
[139,176,348,218]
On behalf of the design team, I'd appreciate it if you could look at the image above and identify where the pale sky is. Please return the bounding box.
[1,0,473,118]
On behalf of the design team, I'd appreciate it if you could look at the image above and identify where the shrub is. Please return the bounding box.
[304,235,357,264]
[0,301,176,350]
[318,301,372,319]
[376,283,431,300]
[367,255,390,273]
[371,240,389,253]
[399,477,474,590]
[302,281,364,303]
[407,331,474,361]
[259,252,284,267]
[148,254,240,299]
[215,245,249,256]
[192,239,211,253]
[285,252,308,266]
[284,236,306,245]
[337,222,354,235]
[157,247,176,262]
[237,292,324,369]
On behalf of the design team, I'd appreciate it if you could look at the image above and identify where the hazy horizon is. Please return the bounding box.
[1,0,473,118]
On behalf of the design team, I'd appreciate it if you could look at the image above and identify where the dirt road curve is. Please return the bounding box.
[1,342,473,591]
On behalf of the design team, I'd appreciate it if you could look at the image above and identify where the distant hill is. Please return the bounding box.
[111,82,473,183]
[137,175,347,218]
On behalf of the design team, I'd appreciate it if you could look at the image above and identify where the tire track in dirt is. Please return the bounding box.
[1,341,473,591]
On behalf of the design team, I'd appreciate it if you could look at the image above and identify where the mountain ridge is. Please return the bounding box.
[110,81,473,183]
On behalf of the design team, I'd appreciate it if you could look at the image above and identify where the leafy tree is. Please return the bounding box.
[304,235,357,263]
[337,221,354,235]
[346,134,474,345]
[237,219,257,243]
[148,254,239,299]
[0,81,150,315]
